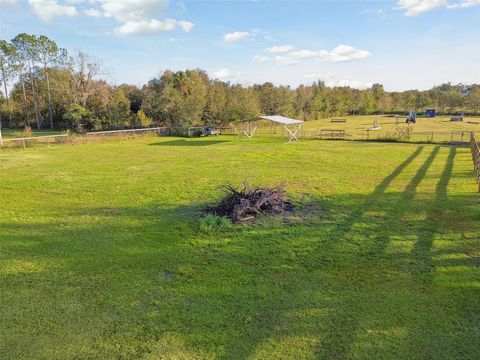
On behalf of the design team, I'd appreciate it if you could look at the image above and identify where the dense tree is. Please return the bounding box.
[224,85,260,122]
[37,35,66,128]
[1,32,480,132]
[12,34,42,129]
[118,84,143,114]
[142,69,207,127]
[0,40,15,127]
[466,86,480,114]
[255,82,295,116]
[203,80,228,125]
[63,103,98,131]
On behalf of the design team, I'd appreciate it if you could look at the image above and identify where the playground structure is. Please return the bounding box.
[370,119,381,130]
[406,111,417,123]
[451,112,465,122]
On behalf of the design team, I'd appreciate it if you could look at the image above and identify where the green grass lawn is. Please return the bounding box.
[1,136,479,359]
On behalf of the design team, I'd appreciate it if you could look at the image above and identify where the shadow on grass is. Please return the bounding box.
[149,139,228,146]
[1,146,479,359]
[410,146,456,279]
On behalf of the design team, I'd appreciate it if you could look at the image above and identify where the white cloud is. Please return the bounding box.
[275,56,300,65]
[223,31,250,42]
[323,45,371,63]
[304,72,336,79]
[395,0,447,16]
[97,0,169,22]
[0,0,17,4]
[252,55,270,63]
[303,73,372,89]
[80,0,194,35]
[213,68,233,79]
[327,79,373,89]
[265,45,295,53]
[28,0,78,21]
[395,0,480,14]
[178,20,194,32]
[259,44,371,66]
[284,45,371,63]
[115,18,193,35]
[447,0,480,8]
[84,8,102,17]
[288,50,323,59]
[359,8,387,19]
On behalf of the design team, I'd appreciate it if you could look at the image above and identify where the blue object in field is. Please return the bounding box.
[205,127,212,135]
[425,109,436,118]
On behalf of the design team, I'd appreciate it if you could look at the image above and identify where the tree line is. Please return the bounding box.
[1,33,480,132]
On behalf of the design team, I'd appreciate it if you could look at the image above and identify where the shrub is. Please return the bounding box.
[14,125,32,138]
[63,104,99,132]
[136,110,153,127]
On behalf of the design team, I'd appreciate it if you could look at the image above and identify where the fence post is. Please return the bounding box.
[470,133,480,192]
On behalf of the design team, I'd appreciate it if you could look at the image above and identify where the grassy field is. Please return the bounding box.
[300,115,480,141]
[1,136,479,359]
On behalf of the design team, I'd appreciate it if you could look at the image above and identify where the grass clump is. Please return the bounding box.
[199,214,233,232]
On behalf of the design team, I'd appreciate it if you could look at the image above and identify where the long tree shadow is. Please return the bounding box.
[364,146,441,257]
[149,139,228,146]
[410,146,456,278]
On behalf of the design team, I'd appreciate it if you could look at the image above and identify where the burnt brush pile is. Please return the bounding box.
[204,184,294,223]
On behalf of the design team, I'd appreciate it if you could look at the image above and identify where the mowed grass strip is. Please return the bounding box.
[0,136,479,359]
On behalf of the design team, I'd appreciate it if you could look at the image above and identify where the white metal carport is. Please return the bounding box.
[237,115,304,143]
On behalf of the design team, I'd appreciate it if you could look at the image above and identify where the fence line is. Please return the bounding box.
[470,133,480,192]
[0,134,69,148]
[359,130,476,143]
[86,127,166,136]
[1,126,479,149]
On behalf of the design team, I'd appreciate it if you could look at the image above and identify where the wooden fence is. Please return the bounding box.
[470,133,480,192]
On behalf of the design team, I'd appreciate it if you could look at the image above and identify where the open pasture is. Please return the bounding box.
[0,136,479,359]
[302,115,480,142]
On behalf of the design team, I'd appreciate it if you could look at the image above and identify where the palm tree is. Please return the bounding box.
[174,71,190,97]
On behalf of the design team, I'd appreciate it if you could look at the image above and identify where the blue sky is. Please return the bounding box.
[1,0,479,91]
